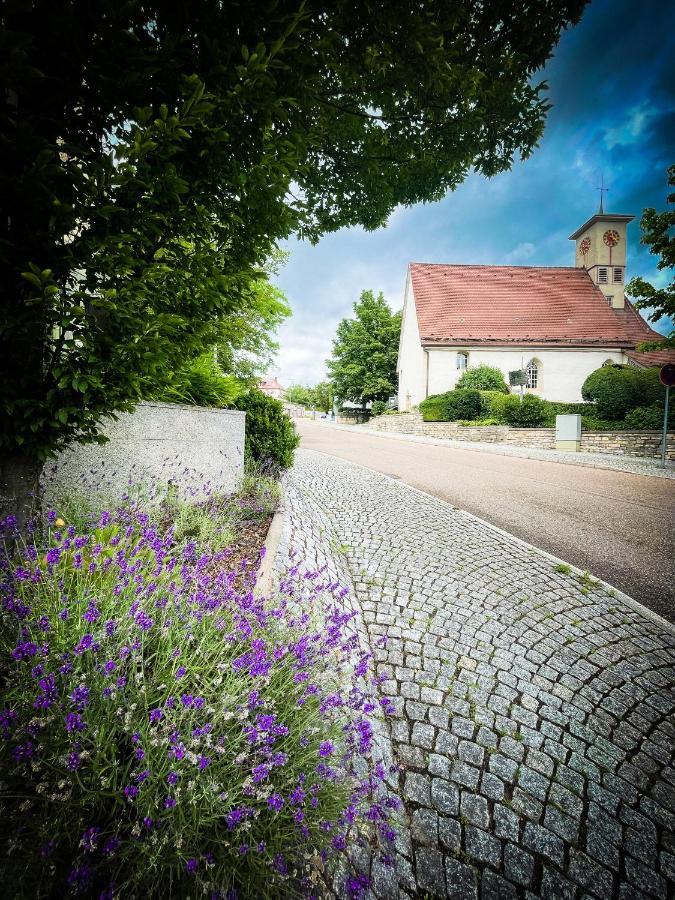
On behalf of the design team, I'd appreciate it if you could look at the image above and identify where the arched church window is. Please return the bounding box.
[456,352,468,370]
[525,359,539,389]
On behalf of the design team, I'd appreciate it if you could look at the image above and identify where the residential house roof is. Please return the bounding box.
[259,376,285,392]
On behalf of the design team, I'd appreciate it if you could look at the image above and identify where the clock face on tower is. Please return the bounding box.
[603,229,620,247]
[579,237,591,257]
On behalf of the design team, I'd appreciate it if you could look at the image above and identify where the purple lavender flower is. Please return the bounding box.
[149,708,163,723]
[267,793,284,812]
[123,785,139,800]
[80,826,101,852]
[70,685,90,707]
[167,771,179,785]
[0,709,17,738]
[45,547,61,566]
[83,604,100,624]
[164,796,176,809]
[67,865,91,891]
[11,641,38,661]
[185,858,198,875]
[134,610,153,631]
[65,711,86,732]
[67,750,82,770]
[102,836,120,856]
[74,633,94,655]
[318,740,334,758]
[175,665,187,679]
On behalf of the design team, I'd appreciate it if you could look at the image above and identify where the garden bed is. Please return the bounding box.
[0,469,393,899]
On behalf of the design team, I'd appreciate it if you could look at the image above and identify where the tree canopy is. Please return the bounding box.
[327,291,401,405]
[285,382,333,413]
[1,0,587,518]
[626,165,675,350]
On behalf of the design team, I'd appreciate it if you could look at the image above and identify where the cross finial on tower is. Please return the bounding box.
[597,174,609,214]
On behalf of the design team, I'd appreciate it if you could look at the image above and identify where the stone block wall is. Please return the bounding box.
[368,413,674,459]
[44,402,246,505]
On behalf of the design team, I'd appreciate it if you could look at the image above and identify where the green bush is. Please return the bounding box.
[547,401,595,417]
[624,403,669,430]
[501,394,550,427]
[456,365,509,393]
[370,400,389,417]
[235,389,299,472]
[150,352,242,408]
[581,364,663,420]
[419,389,482,422]
[478,390,512,420]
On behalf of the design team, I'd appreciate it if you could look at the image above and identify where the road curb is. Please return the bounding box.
[254,503,285,598]
[302,447,675,635]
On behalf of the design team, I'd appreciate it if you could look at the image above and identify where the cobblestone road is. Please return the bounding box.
[285,449,675,900]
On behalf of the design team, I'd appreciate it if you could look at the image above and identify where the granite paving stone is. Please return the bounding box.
[281,450,675,897]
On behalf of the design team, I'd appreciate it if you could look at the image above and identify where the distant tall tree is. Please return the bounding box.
[1,0,587,522]
[285,382,333,413]
[627,165,675,350]
[328,292,401,406]
[284,386,314,407]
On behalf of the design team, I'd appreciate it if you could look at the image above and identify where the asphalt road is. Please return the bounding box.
[296,419,675,622]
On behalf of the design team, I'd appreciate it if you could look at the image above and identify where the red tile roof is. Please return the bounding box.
[259,376,284,391]
[409,263,674,360]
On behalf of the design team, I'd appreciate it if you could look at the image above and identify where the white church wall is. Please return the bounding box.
[426,347,625,403]
[397,277,427,409]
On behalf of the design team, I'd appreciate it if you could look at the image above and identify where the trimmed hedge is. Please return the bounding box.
[501,394,550,427]
[419,389,482,422]
[456,365,509,393]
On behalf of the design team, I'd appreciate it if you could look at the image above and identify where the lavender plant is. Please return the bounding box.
[0,497,396,897]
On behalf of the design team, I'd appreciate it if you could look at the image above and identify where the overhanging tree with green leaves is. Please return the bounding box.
[626,165,675,351]
[1,0,587,521]
[328,291,401,406]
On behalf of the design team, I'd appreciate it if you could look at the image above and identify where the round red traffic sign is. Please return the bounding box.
[660,364,675,387]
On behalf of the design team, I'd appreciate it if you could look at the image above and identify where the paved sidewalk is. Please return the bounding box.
[316,421,675,480]
[286,449,675,899]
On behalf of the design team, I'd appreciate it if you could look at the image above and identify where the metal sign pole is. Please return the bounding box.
[661,384,670,468]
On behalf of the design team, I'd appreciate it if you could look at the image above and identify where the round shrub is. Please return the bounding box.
[478,390,511,420]
[456,365,509,393]
[581,365,647,420]
[419,389,482,422]
[501,393,550,427]
[235,389,299,472]
[0,502,394,898]
[370,400,388,417]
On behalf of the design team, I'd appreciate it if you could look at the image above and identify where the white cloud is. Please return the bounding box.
[503,242,536,264]
[603,101,659,150]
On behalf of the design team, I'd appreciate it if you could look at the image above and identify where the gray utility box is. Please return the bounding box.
[555,414,582,451]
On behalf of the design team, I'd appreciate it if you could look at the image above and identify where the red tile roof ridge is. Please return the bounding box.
[409,262,579,271]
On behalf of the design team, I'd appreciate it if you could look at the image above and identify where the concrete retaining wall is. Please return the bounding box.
[44,402,246,505]
[369,413,675,459]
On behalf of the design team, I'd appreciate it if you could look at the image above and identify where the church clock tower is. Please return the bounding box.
[569,205,634,309]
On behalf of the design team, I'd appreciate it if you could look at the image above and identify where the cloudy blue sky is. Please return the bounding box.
[271,0,675,388]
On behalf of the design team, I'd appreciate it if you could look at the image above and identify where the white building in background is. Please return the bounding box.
[397,208,675,408]
[258,376,285,400]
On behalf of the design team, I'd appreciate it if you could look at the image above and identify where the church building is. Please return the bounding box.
[397,207,673,408]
